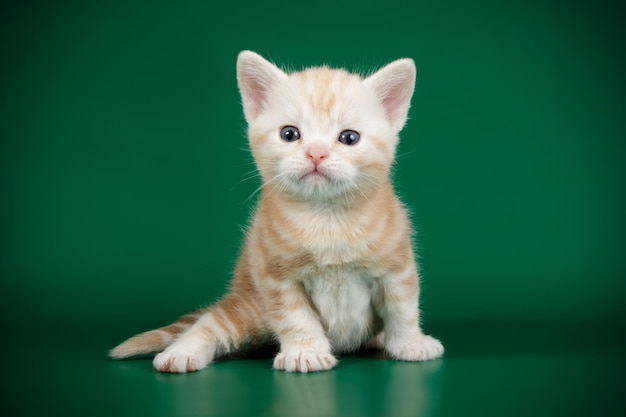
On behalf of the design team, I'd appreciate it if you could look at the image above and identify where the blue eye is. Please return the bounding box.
[338,130,360,146]
[280,126,301,142]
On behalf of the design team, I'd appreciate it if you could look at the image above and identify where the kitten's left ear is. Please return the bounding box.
[364,58,416,132]
[237,51,288,123]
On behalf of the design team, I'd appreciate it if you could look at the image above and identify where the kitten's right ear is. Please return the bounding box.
[237,51,288,123]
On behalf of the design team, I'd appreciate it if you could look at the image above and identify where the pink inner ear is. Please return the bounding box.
[365,59,415,131]
[245,85,265,118]
[382,94,403,125]
[378,81,413,130]
[237,51,288,122]
[239,71,270,121]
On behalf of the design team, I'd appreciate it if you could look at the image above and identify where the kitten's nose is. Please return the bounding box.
[306,144,329,167]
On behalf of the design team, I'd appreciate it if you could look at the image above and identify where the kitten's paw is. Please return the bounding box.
[273,349,337,373]
[153,342,215,373]
[386,334,444,362]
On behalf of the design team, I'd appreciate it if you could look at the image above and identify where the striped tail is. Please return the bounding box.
[109,310,205,359]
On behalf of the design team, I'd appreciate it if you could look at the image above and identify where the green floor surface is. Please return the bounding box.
[3,321,623,417]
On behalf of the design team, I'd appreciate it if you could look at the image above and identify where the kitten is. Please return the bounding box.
[109,51,444,373]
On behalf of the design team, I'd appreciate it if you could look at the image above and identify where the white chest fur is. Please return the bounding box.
[302,267,381,353]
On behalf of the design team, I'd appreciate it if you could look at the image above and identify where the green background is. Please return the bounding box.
[2,0,624,416]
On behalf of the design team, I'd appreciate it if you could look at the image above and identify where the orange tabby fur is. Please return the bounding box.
[110,51,443,373]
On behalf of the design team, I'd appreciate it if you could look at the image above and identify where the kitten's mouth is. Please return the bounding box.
[301,168,331,182]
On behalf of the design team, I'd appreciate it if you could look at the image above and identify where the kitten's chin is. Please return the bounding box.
[276,171,338,202]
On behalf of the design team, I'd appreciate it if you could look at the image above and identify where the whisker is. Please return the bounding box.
[353,182,372,204]
[230,173,262,192]
[229,166,264,191]
[245,172,289,203]
[395,149,418,160]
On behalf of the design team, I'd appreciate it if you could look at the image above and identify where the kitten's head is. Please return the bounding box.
[236,51,416,203]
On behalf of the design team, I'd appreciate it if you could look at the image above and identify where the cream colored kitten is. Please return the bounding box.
[110,51,444,373]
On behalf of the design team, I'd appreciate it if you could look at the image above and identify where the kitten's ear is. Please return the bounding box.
[237,51,288,123]
[364,58,416,132]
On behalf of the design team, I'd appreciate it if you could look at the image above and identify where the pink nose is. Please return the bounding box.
[306,144,329,166]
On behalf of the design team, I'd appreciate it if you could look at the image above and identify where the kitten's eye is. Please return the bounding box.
[280,126,301,142]
[338,129,360,146]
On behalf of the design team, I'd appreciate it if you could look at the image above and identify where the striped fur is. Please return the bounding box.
[109,51,443,373]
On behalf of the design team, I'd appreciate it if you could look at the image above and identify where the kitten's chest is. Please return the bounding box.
[288,209,375,266]
[303,267,380,352]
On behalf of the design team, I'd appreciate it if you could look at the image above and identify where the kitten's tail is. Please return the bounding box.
[109,310,205,359]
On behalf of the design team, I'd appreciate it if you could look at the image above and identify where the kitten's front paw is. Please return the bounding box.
[273,348,337,373]
[153,342,215,373]
[386,334,444,362]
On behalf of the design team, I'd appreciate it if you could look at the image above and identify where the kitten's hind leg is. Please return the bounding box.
[154,295,265,373]
[153,314,219,373]
[364,332,385,350]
